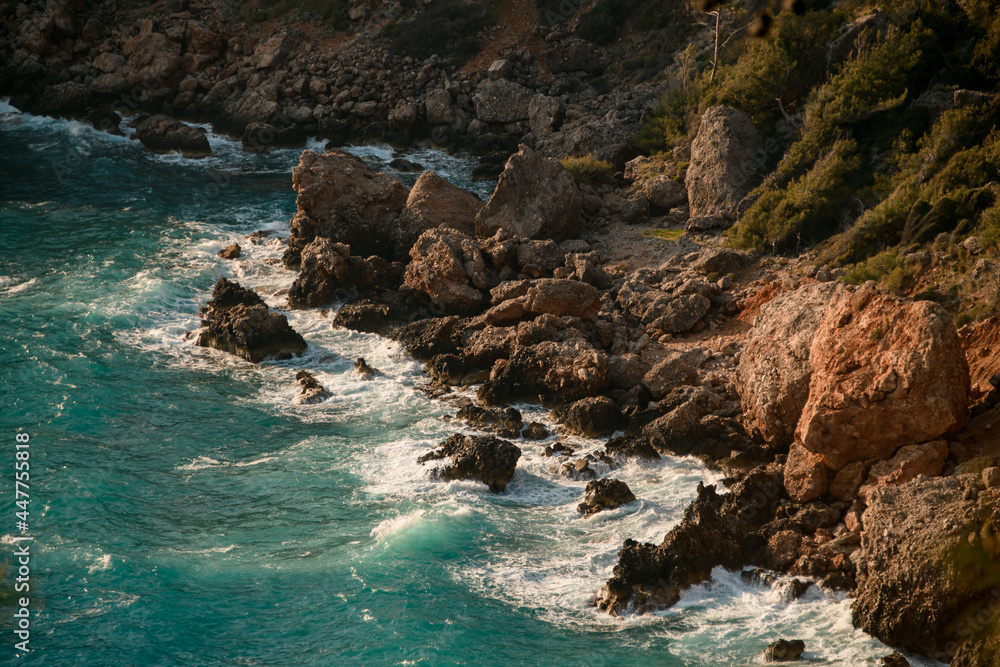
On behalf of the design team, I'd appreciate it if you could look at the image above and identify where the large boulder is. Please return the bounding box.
[475,145,582,242]
[287,239,350,307]
[686,106,764,220]
[394,170,483,255]
[482,278,600,322]
[121,20,181,86]
[478,339,610,405]
[196,278,307,363]
[852,475,1000,661]
[418,433,522,492]
[795,287,969,474]
[403,228,491,314]
[473,79,534,123]
[736,283,845,446]
[555,396,622,437]
[284,150,409,266]
[133,114,211,158]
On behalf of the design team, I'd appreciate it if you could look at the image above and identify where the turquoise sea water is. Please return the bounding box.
[0,100,922,665]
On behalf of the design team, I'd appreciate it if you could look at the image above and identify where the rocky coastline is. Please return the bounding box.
[8,0,1000,662]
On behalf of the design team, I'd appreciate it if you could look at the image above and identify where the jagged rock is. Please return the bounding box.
[475,144,583,242]
[642,352,699,401]
[86,106,123,135]
[578,478,636,516]
[554,396,621,437]
[456,404,523,439]
[287,239,350,307]
[220,92,280,137]
[395,171,483,254]
[791,287,969,499]
[595,464,786,615]
[686,106,763,220]
[418,433,521,492]
[355,357,381,377]
[121,20,181,86]
[134,115,211,158]
[253,34,292,69]
[764,639,805,662]
[609,353,647,391]
[604,435,660,461]
[294,370,331,404]
[852,475,1000,660]
[882,652,910,667]
[395,316,461,361]
[528,94,565,136]
[403,228,489,314]
[522,422,549,440]
[736,282,845,447]
[196,278,307,363]
[647,293,711,335]
[858,440,949,501]
[284,150,409,267]
[332,291,418,335]
[478,340,610,405]
[218,243,241,260]
[691,247,755,277]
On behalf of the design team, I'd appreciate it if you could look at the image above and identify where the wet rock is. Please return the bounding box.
[418,433,521,492]
[852,475,1000,659]
[134,115,211,158]
[284,150,409,267]
[478,339,610,405]
[395,316,461,361]
[554,396,622,437]
[196,278,307,363]
[561,456,598,480]
[764,639,805,662]
[332,291,418,335]
[604,435,660,461]
[287,239,350,307]
[578,478,637,516]
[86,106,122,135]
[522,422,550,440]
[403,228,489,314]
[475,144,583,242]
[686,106,763,220]
[456,404,523,439]
[395,170,483,254]
[218,243,241,260]
[736,282,845,447]
[740,567,778,587]
[881,652,910,667]
[355,357,381,378]
[389,157,425,172]
[294,370,331,404]
[595,464,786,615]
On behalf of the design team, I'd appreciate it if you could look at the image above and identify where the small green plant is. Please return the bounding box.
[560,155,616,187]
[869,324,885,341]
[641,228,685,242]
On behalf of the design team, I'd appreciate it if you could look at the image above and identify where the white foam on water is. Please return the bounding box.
[1,276,40,294]
[88,553,113,573]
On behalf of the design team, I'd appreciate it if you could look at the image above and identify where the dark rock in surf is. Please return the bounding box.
[418,433,521,492]
[764,639,805,662]
[134,114,211,158]
[294,370,331,404]
[578,478,636,516]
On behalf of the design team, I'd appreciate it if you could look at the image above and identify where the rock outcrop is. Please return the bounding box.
[196,278,307,363]
[852,475,1000,661]
[284,150,409,267]
[395,170,483,253]
[478,340,610,405]
[418,433,522,492]
[475,144,582,242]
[403,228,491,314]
[686,106,763,220]
[788,287,969,500]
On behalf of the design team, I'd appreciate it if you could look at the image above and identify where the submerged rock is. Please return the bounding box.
[355,357,381,378]
[196,278,307,363]
[218,243,241,260]
[578,478,636,516]
[418,433,522,492]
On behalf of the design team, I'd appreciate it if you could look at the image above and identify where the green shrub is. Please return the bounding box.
[576,0,629,45]
[729,138,860,253]
[843,249,917,291]
[560,155,616,186]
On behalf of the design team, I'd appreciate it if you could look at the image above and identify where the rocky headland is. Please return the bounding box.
[9,0,1000,662]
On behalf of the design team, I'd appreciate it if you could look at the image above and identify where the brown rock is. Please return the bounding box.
[797,287,969,471]
[133,115,211,158]
[829,461,867,501]
[284,150,409,266]
[859,440,949,501]
[218,243,241,260]
[736,282,844,446]
[478,340,610,405]
[475,144,583,242]
[785,441,829,502]
[555,396,622,437]
[578,478,636,516]
[293,370,331,404]
[639,176,687,213]
[524,279,600,320]
[642,352,699,401]
[395,171,483,253]
[403,228,488,314]
[418,433,521,492]
[287,239,350,307]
